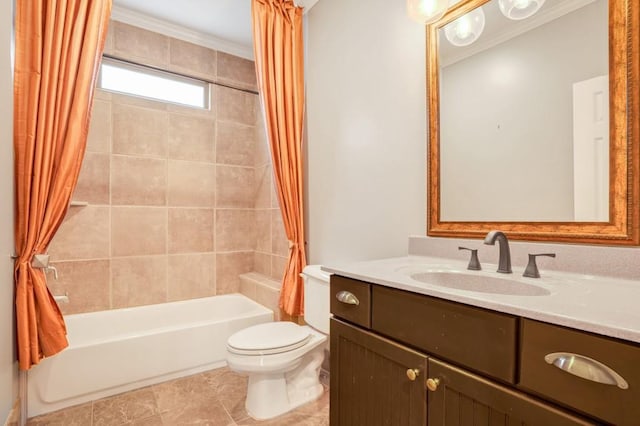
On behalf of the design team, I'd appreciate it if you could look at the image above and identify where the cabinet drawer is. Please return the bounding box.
[330,276,371,328]
[519,319,640,426]
[372,286,518,383]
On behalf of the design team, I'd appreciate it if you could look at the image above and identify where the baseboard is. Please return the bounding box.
[3,398,20,426]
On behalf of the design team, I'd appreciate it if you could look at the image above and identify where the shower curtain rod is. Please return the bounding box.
[102,54,260,96]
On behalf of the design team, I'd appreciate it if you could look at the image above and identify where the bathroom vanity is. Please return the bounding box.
[326,257,640,425]
[326,0,640,421]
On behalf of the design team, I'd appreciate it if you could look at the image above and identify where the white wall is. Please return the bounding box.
[0,0,17,421]
[440,0,608,221]
[305,0,426,264]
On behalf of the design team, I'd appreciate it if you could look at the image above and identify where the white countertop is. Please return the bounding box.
[323,255,640,344]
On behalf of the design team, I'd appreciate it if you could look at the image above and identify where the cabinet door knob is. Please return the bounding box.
[426,378,440,392]
[406,368,420,381]
[335,291,359,305]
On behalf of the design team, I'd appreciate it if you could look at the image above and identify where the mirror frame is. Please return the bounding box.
[427,0,639,245]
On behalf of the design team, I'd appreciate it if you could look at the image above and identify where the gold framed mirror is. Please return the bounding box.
[427,0,639,244]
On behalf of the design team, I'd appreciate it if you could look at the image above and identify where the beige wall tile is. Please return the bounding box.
[103,21,115,55]
[239,275,257,300]
[254,165,271,209]
[215,209,256,252]
[74,153,110,205]
[112,21,169,67]
[254,209,271,253]
[111,256,167,308]
[216,166,254,208]
[167,99,215,119]
[272,210,289,257]
[48,260,110,314]
[169,38,216,80]
[255,283,280,319]
[271,255,287,281]
[216,252,253,294]
[271,180,281,209]
[49,206,110,261]
[111,155,167,206]
[168,208,214,253]
[113,104,168,158]
[254,117,270,167]
[87,98,111,153]
[168,161,215,207]
[167,253,216,301]
[253,252,271,276]
[112,207,167,256]
[217,86,257,126]
[216,122,255,166]
[110,92,168,111]
[217,52,257,91]
[168,114,215,162]
[94,89,112,102]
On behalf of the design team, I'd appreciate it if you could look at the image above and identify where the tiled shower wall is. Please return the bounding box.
[48,21,289,315]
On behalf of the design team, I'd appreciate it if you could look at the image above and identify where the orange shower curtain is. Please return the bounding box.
[13,0,111,370]
[252,0,307,316]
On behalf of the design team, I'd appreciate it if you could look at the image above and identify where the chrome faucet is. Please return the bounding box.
[484,231,512,274]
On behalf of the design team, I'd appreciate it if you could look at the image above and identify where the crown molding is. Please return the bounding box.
[441,0,597,67]
[110,5,254,60]
[294,0,322,13]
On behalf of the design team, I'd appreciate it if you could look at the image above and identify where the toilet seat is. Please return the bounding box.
[227,322,312,355]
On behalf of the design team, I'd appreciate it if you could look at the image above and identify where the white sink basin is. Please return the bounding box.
[407,271,551,296]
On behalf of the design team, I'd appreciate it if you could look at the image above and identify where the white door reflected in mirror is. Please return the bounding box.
[573,75,609,222]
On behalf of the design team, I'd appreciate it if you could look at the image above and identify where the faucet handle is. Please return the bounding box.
[523,253,556,278]
[458,247,481,271]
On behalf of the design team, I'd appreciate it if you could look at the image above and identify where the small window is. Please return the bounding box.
[98,58,209,109]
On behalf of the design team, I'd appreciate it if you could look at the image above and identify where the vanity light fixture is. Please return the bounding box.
[498,0,546,20]
[444,6,485,47]
[407,0,449,25]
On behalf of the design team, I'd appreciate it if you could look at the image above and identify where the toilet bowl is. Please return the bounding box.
[225,265,330,420]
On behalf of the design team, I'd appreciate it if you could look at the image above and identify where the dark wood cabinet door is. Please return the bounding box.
[427,359,598,426]
[330,318,428,426]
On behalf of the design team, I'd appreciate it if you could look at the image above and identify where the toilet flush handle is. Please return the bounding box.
[336,291,359,306]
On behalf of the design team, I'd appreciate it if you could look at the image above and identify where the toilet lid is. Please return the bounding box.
[227,322,312,355]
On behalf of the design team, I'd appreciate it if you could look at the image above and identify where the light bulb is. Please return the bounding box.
[455,16,472,39]
[498,0,546,20]
[407,0,449,25]
[444,6,485,47]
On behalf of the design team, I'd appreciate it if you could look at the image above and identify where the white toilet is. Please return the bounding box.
[226,265,330,420]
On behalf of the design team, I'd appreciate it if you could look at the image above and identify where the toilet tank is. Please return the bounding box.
[301,265,330,334]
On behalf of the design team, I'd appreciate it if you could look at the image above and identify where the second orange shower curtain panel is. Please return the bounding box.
[252,0,307,316]
[14,0,111,370]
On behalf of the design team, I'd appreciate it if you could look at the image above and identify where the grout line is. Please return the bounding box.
[108,135,113,309]
[165,132,170,303]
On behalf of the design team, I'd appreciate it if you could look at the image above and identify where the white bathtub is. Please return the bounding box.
[27,294,273,417]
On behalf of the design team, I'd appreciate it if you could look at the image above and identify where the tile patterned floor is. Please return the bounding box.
[27,367,329,426]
